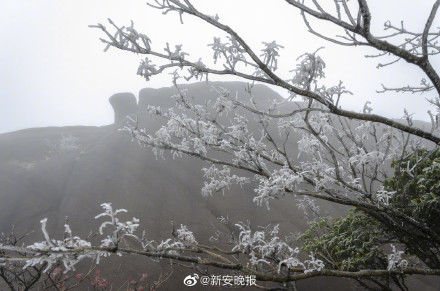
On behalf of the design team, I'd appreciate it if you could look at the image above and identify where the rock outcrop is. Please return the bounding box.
[109,92,137,126]
[0,82,437,290]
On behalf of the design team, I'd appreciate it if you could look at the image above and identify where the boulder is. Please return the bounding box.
[109,92,138,126]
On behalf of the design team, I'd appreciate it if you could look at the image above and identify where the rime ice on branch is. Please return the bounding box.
[5,0,440,288]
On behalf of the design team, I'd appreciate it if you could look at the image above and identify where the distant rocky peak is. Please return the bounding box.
[109,93,138,126]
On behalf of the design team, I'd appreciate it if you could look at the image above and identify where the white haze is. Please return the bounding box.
[0,0,439,133]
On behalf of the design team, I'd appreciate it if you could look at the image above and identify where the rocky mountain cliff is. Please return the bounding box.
[0,81,436,290]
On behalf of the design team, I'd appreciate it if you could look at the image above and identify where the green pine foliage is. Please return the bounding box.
[300,148,440,276]
[299,211,387,271]
[384,149,440,233]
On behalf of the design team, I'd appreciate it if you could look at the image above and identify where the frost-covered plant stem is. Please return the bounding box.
[0,204,439,285]
[11,0,440,288]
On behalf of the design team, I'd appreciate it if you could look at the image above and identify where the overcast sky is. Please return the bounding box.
[1,0,439,133]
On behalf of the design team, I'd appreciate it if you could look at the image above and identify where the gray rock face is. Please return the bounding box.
[0,82,437,290]
[109,92,137,126]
